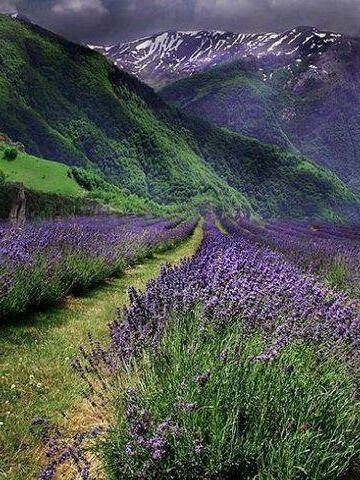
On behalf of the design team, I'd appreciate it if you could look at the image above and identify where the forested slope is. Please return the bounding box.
[0,15,358,220]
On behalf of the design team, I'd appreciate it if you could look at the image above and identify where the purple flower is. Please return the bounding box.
[35,215,360,479]
[156,419,172,435]
[0,216,197,319]
[151,449,163,460]
[194,438,204,455]
[38,465,55,480]
[178,402,199,413]
[127,387,137,397]
[80,467,90,480]
[32,417,47,426]
[125,443,135,457]
[193,371,210,386]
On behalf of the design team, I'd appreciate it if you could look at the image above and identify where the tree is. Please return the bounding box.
[4,148,18,161]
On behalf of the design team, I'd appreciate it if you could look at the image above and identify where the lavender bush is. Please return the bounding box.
[104,318,358,480]
[99,218,359,370]
[222,216,360,292]
[0,215,197,319]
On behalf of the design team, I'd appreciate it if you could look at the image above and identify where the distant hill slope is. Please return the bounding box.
[0,142,83,196]
[0,15,358,221]
[159,34,360,192]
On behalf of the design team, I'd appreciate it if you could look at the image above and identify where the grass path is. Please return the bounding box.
[0,225,203,480]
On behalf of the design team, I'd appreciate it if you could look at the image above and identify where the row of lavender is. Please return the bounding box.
[42,218,359,479]
[103,217,360,372]
[223,217,360,290]
[0,216,197,319]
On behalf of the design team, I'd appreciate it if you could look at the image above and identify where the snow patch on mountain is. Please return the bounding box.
[89,26,350,86]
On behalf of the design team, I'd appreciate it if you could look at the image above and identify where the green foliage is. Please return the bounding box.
[0,14,357,220]
[3,147,17,161]
[325,258,349,292]
[106,311,360,480]
[180,114,357,220]
[71,167,194,218]
[0,143,185,219]
[302,251,360,297]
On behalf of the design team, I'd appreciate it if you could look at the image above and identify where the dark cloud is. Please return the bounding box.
[2,0,360,43]
[0,0,17,13]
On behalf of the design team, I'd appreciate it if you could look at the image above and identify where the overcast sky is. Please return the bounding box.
[1,0,359,43]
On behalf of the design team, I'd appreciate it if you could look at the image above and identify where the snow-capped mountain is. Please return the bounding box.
[158,28,360,192]
[89,26,352,87]
[89,26,360,192]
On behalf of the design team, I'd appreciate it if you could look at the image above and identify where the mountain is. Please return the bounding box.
[90,26,352,88]
[0,14,358,221]
[93,27,360,192]
[0,15,249,216]
[159,29,360,192]
[160,36,360,192]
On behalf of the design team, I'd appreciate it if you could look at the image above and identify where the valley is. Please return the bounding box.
[0,9,359,480]
[93,26,360,192]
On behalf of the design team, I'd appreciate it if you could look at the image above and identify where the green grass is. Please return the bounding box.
[323,257,359,297]
[0,143,83,196]
[214,217,228,235]
[105,309,360,480]
[0,145,184,218]
[0,224,203,480]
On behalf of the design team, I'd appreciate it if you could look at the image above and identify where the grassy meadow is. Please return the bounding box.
[0,143,83,197]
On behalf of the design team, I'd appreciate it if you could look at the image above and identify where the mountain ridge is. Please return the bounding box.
[160,46,360,191]
[89,26,358,88]
[0,14,358,221]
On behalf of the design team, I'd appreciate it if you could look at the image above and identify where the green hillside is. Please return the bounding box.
[0,143,179,218]
[161,58,360,193]
[0,142,83,196]
[0,14,358,220]
[180,117,357,221]
[160,60,292,150]
[0,15,247,216]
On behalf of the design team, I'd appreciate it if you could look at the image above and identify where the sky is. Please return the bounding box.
[1,0,360,43]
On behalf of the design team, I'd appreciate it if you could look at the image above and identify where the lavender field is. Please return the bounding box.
[30,218,360,480]
[1,4,360,479]
[0,216,196,319]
